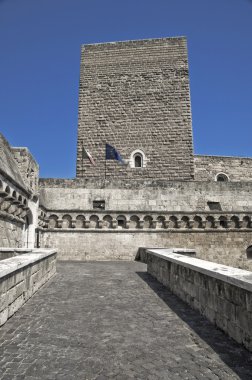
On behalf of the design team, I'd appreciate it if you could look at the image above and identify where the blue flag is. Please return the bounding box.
[105,144,125,164]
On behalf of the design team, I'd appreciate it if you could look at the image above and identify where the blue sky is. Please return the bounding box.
[0,0,252,178]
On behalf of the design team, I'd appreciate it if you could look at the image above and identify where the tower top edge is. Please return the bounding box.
[81,36,187,49]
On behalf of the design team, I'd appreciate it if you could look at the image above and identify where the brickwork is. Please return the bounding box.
[195,155,252,182]
[76,37,194,180]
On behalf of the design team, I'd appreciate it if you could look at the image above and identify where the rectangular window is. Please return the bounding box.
[93,200,105,210]
[207,201,222,211]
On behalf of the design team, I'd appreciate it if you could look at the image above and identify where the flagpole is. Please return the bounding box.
[104,143,107,187]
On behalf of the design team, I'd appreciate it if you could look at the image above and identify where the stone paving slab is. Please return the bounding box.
[0,261,252,380]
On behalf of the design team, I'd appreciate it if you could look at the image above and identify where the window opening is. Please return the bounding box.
[216,173,229,182]
[134,154,142,168]
[93,200,105,210]
[207,201,222,211]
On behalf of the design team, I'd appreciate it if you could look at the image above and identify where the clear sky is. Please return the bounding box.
[0,0,252,178]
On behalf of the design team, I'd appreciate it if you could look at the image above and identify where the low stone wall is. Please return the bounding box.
[0,249,57,327]
[136,247,196,263]
[147,249,252,351]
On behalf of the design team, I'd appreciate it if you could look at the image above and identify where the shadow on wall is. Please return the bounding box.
[136,271,252,380]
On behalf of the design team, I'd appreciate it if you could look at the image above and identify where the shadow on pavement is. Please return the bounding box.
[137,270,252,380]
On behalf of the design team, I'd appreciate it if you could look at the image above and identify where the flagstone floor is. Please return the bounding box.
[0,261,252,380]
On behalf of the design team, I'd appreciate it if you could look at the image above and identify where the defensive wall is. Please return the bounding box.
[39,178,252,211]
[38,178,252,269]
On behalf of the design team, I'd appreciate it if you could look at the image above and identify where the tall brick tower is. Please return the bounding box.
[76,37,194,181]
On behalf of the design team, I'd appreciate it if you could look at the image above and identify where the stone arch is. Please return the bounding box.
[206,216,215,229]
[76,215,85,228]
[181,216,190,228]
[48,215,58,229]
[169,216,178,228]
[243,216,251,228]
[134,154,143,168]
[117,215,126,229]
[230,215,240,229]
[90,215,99,228]
[215,173,229,182]
[156,216,165,229]
[130,215,140,229]
[143,215,153,229]
[219,216,228,228]
[246,246,252,259]
[129,149,147,168]
[193,216,203,228]
[5,185,10,195]
[62,214,72,229]
[103,215,112,229]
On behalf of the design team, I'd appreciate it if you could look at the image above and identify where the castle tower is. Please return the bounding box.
[76,37,194,181]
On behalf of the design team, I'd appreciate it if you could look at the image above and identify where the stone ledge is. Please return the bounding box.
[147,249,252,292]
[0,249,56,279]
[0,249,57,327]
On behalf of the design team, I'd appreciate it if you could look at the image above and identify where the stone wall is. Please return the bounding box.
[0,134,39,249]
[147,249,252,351]
[0,218,24,248]
[39,179,252,212]
[0,249,57,327]
[0,174,31,248]
[11,147,39,194]
[39,229,252,270]
[195,155,252,182]
[76,37,194,181]
[0,134,27,190]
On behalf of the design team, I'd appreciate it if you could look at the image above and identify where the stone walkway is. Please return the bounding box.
[0,262,252,380]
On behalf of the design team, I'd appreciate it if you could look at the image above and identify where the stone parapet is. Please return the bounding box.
[146,249,252,351]
[0,249,57,327]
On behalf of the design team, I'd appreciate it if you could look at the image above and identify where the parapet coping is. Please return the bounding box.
[82,36,187,47]
[195,154,252,160]
[147,249,252,292]
[0,249,57,279]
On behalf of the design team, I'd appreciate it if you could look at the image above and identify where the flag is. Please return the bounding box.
[105,143,125,164]
[82,146,95,166]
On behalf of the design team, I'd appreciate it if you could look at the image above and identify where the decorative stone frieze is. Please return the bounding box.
[0,178,30,225]
[40,211,252,232]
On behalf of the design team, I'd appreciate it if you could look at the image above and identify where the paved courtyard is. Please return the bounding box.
[0,261,252,380]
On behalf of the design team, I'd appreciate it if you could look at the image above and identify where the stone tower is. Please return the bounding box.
[76,37,194,181]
